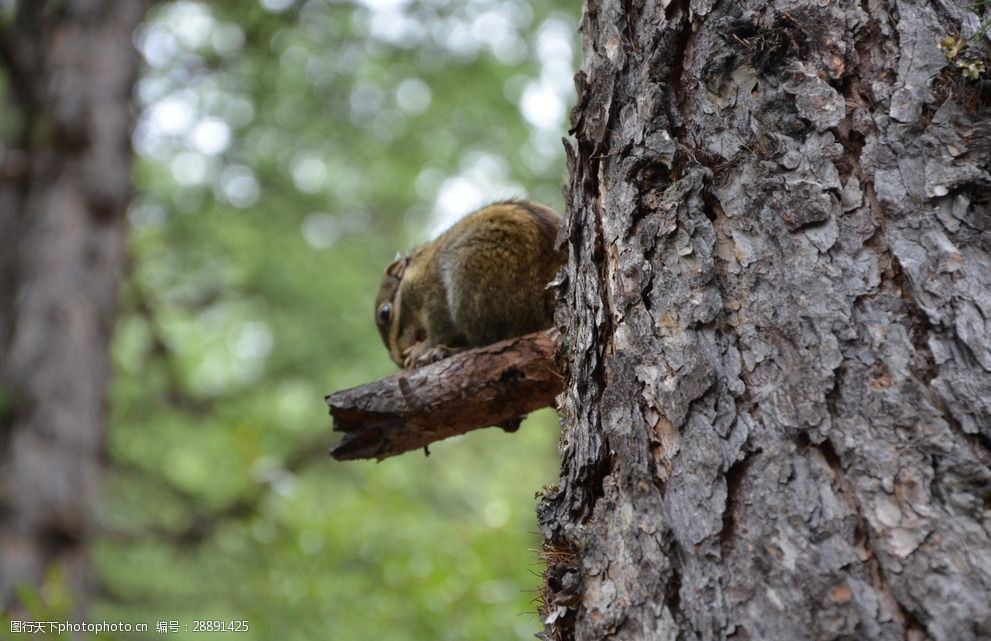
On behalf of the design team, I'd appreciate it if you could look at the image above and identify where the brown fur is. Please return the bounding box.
[374,201,564,368]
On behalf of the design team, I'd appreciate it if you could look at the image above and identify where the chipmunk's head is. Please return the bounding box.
[374,254,413,366]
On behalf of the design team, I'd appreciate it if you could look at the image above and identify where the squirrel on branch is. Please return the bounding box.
[374,201,565,369]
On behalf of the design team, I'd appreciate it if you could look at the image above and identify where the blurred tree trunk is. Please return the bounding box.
[540,1,991,640]
[0,0,149,612]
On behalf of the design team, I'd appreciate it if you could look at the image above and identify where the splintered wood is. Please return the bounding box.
[327,330,561,461]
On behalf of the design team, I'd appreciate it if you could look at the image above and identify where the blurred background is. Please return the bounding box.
[2,0,578,639]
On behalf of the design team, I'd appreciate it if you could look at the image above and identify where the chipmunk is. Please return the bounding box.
[375,201,564,369]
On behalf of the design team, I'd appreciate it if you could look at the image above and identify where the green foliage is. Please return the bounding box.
[96,0,576,638]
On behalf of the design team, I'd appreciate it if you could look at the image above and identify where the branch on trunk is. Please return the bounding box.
[328,329,563,461]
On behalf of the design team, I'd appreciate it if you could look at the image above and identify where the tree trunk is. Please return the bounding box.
[540,1,991,640]
[0,0,149,612]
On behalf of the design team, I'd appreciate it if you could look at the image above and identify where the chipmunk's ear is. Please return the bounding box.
[386,254,410,279]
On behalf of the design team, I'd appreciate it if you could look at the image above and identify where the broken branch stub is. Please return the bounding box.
[328,330,562,461]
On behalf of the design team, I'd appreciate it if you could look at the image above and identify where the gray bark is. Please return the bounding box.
[540,1,991,640]
[0,0,149,611]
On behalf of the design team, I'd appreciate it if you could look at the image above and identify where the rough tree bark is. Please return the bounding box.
[539,1,991,640]
[0,0,150,612]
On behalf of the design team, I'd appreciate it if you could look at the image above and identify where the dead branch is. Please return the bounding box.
[328,330,562,461]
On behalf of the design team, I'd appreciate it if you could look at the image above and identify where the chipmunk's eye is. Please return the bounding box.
[377,303,392,324]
